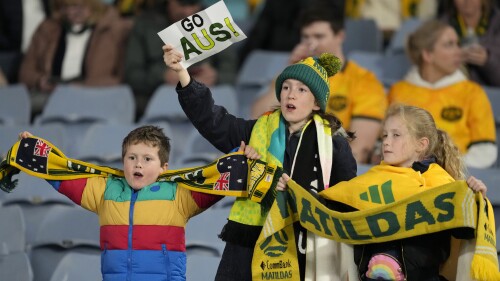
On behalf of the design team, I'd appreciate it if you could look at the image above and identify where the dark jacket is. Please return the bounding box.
[0,0,51,51]
[442,8,500,87]
[178,78,357,281]
[19,6,132,90]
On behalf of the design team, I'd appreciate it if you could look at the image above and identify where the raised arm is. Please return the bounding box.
[162,44,190,87]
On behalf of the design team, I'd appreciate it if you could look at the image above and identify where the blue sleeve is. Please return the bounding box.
[46,180,61,191]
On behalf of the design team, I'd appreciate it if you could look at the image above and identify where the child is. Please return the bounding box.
[163,44,357,280]
[19,125,257,281]
[278,104,487,281]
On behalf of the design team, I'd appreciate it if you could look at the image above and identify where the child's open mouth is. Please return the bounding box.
[134,172,143,178]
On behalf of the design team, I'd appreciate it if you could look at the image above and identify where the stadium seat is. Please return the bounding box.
[0,252,33,281]
[236,50,289,117]
[186,254,221,281]
[34,84,135,125]
[177,129,223,166]
[385,18,423,55]
[30,205,100,281]
[49,252,101,281]
[0,205,25,253]
[75,123,139,169]
[344,18,383,55]
[186,206,230,257]
[0,84,31,125]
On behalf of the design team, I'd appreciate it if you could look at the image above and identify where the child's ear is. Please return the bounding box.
[313,100,321,111]
[417,137,430,153]
[161,162,169,172]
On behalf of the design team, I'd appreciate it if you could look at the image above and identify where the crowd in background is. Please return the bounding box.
[1,0,499,168]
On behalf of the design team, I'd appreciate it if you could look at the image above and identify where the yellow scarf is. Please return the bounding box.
[252,165,500,280]
[0,136,281,200]
[345,0,421,19]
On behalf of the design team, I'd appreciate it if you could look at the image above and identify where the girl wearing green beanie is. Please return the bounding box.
[163,44,357,281]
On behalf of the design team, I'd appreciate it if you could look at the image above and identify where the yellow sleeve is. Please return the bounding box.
[350,70,387,122]
[80,177,107,214]
[466,84,496,145]
[175,186,202,220]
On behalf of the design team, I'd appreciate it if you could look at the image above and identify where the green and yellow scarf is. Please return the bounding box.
[229,110,333,227]
[0,136,281,200]
[252,165,500,281]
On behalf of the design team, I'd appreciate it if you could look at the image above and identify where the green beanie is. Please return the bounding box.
[275,53,342,112]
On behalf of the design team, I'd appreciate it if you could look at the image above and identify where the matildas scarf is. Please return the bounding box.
[0,136,281,200]
[229,110,333,227]
[252,164,500,281]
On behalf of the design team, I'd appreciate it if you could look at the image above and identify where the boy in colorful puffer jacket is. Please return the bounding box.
[20,125,229,281]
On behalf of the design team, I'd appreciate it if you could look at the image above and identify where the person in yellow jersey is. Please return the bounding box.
[388,19,496,169]
[251,7,387,165]
[278,104,489,281]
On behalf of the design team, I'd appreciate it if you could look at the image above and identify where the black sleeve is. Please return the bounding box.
[177,79,257,153]
[329,135,357,185]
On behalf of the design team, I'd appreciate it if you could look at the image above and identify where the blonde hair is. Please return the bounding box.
[406,20,450,66]
[385,104,466,180]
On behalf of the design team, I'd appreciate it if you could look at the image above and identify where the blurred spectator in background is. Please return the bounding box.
[0,0,52,83]
[388,19,497,168]
[0,68,7,86]
[441,0,500,86]
[124,0,238,117]
[238,0,345,67]
[112,0,150,17]
[251,7,387,164]
[18,0,132,116]
[345,0,437,45]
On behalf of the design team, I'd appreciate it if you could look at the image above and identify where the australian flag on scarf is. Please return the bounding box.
[215,154,247,191]
[15,138,51,174]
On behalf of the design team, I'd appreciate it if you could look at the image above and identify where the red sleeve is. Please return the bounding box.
[58,178,88,205]
[190,191,223,209]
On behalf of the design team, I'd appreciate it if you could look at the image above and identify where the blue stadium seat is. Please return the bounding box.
[0,252,33,281]
[186,206,230,257]
[344,19,383,55]
[0,205,25,253]
[186,254,221,281]
[49,252,101,281]
[75,123,139,169]
[35,84,135,125]
[0,84,31,126]
[177,128,223,166]
[385,18,423,55]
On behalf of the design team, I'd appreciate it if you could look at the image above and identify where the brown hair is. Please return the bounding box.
[122,125,171,165]
[52,0,106,24]
[385,104,466,180]
[406,20,450,66]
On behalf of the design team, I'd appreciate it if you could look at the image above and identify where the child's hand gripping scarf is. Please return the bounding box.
[230,110,334,227]
[0,136,282,199]
[252,165,500,281]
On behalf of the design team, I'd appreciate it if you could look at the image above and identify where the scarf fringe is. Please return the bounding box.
[471,255,500,280]
[0,160,20,193]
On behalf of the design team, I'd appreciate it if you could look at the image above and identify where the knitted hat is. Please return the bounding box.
[275,53,342,112]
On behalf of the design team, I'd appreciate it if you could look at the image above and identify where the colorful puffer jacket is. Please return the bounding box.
[50,176,217,281]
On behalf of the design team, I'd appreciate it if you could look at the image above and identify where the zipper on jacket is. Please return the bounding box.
[358,246,366,280]
[127,191,139,281]
[400,241,407,281]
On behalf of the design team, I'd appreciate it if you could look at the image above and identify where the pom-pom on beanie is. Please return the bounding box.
[275,53,342,112]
